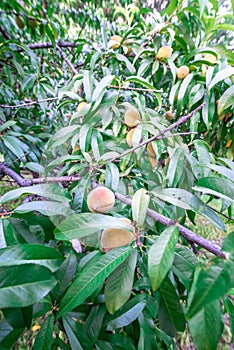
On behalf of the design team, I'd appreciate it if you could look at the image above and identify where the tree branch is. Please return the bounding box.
[0,163,80,186]
[28,41,81,49]
[108,84,162,93]
[114,192,225,258]
[56,44,78,75]
[0,97,58,109]
[111,102,206,162]
[0,158,225,258]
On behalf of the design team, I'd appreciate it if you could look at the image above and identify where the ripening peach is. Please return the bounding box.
[101,217,135,252]
[147,142,157,168]
[126,128,136,147]
[77,101,87,112]
[203,54,217,64]
[108,35,122,49]
[156,46,172,59]
[177,66,189,79]
[165,110,173,120]
[87,186,115,213]
[124,109,141,127]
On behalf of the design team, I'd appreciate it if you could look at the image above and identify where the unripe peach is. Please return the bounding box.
[101,218,135,252]
[147,142,156,157]
[77,101,87,112]
[147,142,157,168]
[177,66,189,79]
[156,46,172,59]
[15,16,25,29]
[126,128,136,147]
[108,35,122,49]
[165,110,173,120]
[203,54,217,64]
[87,186,115,213]
[124,109,141,127]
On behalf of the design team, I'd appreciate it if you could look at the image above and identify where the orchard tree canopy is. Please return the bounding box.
[0,0,234,349]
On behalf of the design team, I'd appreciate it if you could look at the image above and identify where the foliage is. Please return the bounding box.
[0,0,234,349]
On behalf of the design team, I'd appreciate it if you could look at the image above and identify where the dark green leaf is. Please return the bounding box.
[105,249,137,314]
[57,246,133,318]
[148,226,179,291]
[0,264,56,308]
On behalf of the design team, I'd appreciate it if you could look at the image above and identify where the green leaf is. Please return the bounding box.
[50,125,79,148]
[224,297,234,337]
[105,294,147,331]
[105,249,137,314]
[83,70,93,102]
[187,260,234,319]
[0,244,64,272]
[57,246,133,318]
[193,140,211,177]
[1,184,71,204]
[115,54,135,73]
[152,188,225,231]
[0,219,18,248]
[0,121,16,133]
[54,213,133,240]
[14,201,74,217]
[92,75,115,101]
[105,163,119,192]
[217,85,234,115]
[172,246,197,290]
[148,226,179,291]
[222,231,234,254]
[160,276,186,332]
[62,316,87,350]
[0,264,56,308]
[0,324,24,350]
[2,135,27,161]
[188,300,223,350]
[166,148,185,187]
[33,315,54,350]
[132,189,150,229]
[208,67,234,91]
[138,310,157,350]
[193,177,234,202]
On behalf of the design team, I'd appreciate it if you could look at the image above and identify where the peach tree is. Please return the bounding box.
[0,0,234,349]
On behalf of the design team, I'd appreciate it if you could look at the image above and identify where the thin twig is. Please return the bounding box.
[111,102,206,162]
[28,41,81,49]
[56,44,78,75]
[0,97,58,109]
[108,84,162,93]
[0,164,80,186]
[115,192,226,258]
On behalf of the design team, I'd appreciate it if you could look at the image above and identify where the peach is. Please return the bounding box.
[124,109,141,127]
[177,66,189,79]
[87,186,115,213]
[101,218,135,252]
[156,46,172,59]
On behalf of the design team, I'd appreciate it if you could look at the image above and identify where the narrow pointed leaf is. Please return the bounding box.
[0,184,70,204]
[148,226,179,291]
[105,249,137,314]
[187,260,234,319]
[0,264,56,308]
[54,213,133,240]
[0,244,64,272]
[188,300,223,350]
[132,189,150,229]
[160,277,186,332]
[57,246,133,318]
[193,177,234,202]
[14,201,73,217]
[33,315,54,350]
